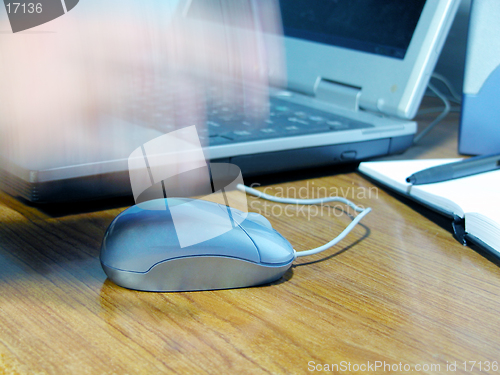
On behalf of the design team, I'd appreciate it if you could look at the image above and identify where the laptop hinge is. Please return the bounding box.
[314,79,361,111]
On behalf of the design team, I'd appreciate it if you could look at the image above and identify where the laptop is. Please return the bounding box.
[0,0,459,203]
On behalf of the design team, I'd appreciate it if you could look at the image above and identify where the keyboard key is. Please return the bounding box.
[287,117,310,125]
[234,130,252,136]
[220,130,257,142]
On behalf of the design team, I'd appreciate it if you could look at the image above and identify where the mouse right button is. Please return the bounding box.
[239,221,294,265]
[246,212,273,229]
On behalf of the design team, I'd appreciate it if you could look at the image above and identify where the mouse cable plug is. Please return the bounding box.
[236,184,371,258]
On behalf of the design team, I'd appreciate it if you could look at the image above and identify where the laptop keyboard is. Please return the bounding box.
[121,85,374,145]
[202,97,374,145]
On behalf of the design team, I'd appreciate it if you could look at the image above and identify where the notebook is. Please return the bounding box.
[0,0,460,202]
[358,159,500,256]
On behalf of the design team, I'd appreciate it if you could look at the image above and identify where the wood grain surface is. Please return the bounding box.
[1,100,499,374]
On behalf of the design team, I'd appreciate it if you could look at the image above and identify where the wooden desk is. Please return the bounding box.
[1,100,499,374]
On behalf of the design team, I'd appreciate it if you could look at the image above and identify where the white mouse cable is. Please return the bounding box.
[236,184,371,258]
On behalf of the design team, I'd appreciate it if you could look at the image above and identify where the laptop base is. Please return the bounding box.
[1,135,413,203]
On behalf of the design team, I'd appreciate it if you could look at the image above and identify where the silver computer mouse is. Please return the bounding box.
[100,198,295,292]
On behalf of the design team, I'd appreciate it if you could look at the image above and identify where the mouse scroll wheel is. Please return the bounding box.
[246,213,273,230]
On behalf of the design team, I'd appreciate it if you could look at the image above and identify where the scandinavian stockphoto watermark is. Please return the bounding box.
[248,182,378,220]
[3,0,79,33]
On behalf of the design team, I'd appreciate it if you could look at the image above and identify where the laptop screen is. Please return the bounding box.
[280,0,427,59]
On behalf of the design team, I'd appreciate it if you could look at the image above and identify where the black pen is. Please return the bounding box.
[406,153,500,185]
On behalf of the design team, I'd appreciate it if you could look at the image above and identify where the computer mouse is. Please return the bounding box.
[100,198,295,292]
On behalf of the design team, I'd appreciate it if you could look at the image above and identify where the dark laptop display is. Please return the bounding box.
[280,0,426,59]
